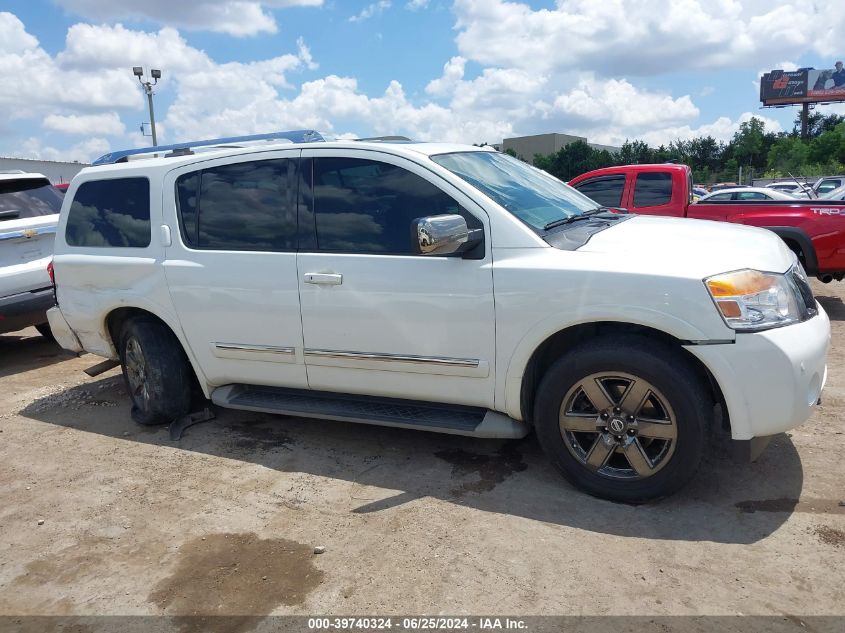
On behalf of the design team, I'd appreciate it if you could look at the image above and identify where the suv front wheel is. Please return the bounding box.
[118,317,192,425]
[534,336,710,503]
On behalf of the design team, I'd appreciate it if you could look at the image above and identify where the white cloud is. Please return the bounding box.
[43,112,126,136]
[631,112,783,148]
[19,136,111,163]
[53,0,324,37]
[551,77,698,128]
[0,13,140,117]
[406,0,430,9]
[349,1,391,23]
[452,0,845,76]
[0,7,821,163]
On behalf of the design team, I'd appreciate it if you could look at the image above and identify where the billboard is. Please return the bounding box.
[760,63,845,105]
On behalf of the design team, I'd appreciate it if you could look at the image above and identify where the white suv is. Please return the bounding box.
[47,132,830,502]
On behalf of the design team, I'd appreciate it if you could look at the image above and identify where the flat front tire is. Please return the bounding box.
[119,317,192,425]
[534,335,711,503]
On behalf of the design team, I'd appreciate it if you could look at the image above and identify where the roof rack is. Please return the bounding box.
[91,130,326,166]
[354,136,412,142]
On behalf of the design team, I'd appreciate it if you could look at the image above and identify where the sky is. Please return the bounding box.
[2,0,845,164]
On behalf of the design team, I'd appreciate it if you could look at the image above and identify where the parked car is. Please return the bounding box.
[699,187,798,202]
[54,183,69,193]
[691,186,709,201]
[765,181,813,198]
[820,183,845,201]
[0,172,62,337]
[812,176,845,197]
[569,163,845,282]
[710,182,746,191]
[47,132,829,503]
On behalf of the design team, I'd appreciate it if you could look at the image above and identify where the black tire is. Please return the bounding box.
[118,317,192,425]
[35,323,54,341]
[534,335,711,503]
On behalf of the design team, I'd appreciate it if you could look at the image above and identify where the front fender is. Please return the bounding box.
[498,305,732,420]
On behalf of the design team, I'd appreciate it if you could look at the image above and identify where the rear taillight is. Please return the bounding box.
[47,260,55,287]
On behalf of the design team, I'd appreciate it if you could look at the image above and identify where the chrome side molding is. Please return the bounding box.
[304,348,480,368]
[213,343,295,356]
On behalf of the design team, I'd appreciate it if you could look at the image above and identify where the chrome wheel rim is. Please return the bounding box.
[124,337,149,409]
[559,372,677,480]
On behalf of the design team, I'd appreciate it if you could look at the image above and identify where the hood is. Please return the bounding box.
[575,215,795,278]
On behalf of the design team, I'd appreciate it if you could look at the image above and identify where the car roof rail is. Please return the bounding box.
[354,135,413,142]
[91,129,327,166]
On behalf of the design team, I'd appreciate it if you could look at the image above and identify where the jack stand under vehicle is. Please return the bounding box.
[169,407,216,441]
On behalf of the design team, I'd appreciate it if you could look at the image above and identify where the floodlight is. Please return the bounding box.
[151,69,161,79]
[133,66,143,77]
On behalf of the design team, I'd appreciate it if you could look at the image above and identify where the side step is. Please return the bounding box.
[211,385,529,439]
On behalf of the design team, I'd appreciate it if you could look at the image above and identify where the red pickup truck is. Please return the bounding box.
[568,164,845,282]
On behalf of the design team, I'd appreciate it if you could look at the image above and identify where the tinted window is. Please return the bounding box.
[176,159,296,251]
[737,191,769,200]
[66,178,150,247]
[572,176,625,207]
[816,179,840,194]
[706,193,732,201]
[0,179,63,222]
[312,157,478,254]
[633,172,673,207]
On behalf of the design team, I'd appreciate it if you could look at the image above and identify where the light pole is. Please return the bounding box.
[133,67,161,146]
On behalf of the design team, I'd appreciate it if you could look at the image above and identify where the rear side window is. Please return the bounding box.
[633,172,673,207]
[176,158,296,251]
[572,175,625,207]
[0,179,63,222]
[66,178,150,247]
[706,192,732,201]
[311,157,478,254]
[736,191,769,200]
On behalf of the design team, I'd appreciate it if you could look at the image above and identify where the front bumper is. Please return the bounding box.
[0,287,55,334]
[685,303,830,441]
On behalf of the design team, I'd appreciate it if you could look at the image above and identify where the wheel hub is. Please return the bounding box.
[607,416,626,434]
[558,372,678,480]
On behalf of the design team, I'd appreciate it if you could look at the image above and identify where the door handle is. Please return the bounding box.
[304,272,343,286]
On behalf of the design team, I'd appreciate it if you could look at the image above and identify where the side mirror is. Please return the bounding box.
[412,214,471,256]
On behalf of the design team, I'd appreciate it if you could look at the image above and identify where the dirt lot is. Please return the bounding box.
[0,282,843,626]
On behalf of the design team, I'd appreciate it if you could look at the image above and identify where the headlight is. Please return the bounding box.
[705,268,802,331]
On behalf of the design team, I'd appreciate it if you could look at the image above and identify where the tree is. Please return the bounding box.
[808,122,845,166]
[732,117,766,170]
[767,137,810,174]
[619,140,653,164]
[792,111,845,138]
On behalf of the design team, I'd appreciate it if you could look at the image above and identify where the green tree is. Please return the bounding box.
[767,136,810,174]
[732,117,766,170]
[619,140,653,164]
[792,112,845,138]
[808,122,845,166]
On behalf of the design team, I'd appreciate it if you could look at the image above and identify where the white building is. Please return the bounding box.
[0,156,89,184]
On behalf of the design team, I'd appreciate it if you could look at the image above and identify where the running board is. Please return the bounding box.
[211,385,529,439]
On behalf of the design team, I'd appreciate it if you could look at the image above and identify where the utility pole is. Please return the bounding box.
[133,67,161,146]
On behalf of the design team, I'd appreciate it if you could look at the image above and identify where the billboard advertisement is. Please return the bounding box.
[760,62,845,105]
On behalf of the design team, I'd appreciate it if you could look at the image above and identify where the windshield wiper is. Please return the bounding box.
[543,207,606,231]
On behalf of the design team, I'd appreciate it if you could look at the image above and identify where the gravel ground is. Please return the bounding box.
[0,281,843,628]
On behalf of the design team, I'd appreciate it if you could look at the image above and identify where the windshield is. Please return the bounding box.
[431,151,599,231]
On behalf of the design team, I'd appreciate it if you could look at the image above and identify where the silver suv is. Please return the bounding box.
[0,172,63,337]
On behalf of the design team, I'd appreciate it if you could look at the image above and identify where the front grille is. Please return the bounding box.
[791,264,817,319]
